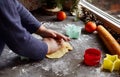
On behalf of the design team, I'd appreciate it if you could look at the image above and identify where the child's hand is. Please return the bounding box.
[36,25,70,41]
[43,38,62,54]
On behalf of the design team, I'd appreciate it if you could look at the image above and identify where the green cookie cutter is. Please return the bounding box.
[65,24,81,39]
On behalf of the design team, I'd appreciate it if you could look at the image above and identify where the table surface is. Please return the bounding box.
[0,12,120,77]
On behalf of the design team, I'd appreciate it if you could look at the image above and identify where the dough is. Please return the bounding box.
[46,42,73,58]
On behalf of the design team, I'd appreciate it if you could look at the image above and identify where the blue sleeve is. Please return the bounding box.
[0,0,48,60]
[15,0,41,33]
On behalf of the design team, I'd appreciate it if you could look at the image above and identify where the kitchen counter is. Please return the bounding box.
[0,12,120,77]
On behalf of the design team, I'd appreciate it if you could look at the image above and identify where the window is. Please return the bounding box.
[79,0,120,30]
[79,0,120,43]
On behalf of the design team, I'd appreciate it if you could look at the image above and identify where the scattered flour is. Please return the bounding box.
[51,60,70,76]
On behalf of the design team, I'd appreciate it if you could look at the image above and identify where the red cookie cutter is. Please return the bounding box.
[84,48,101,66]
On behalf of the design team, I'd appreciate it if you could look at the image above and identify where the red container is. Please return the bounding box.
[84,48,101,66]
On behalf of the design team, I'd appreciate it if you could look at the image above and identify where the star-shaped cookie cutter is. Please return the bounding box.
[101,54,120,72]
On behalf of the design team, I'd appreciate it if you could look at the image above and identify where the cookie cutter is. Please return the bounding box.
[101,54,120,72]
[84,48,101,66]
[65,24,81,39]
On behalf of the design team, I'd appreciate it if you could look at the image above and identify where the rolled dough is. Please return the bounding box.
[46,42,73,58]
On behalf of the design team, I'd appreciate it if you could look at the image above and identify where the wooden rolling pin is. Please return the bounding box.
[97,25,120,56]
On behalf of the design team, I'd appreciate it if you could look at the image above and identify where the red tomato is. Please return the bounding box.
[85,21,97,33]
[57,11,66,21]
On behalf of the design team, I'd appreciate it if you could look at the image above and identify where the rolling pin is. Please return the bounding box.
[97,25,120,56]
